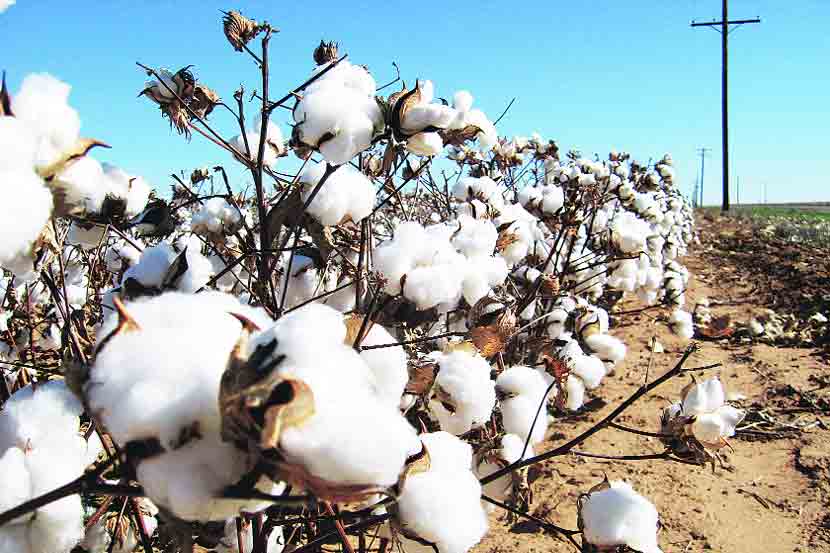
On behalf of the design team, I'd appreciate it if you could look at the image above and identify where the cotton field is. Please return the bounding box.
[0,8,774,553]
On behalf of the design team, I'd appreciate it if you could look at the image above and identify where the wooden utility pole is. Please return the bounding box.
[691,2,760,212]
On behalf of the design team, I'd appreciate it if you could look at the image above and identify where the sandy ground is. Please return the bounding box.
[473,217,830,553]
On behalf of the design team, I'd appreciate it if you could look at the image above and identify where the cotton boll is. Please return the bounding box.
[429,351,496,435]
[396,469,488,553]
[358,323,408,407]
[565,375,586,411]
[88,292,276,519]
[583,333,627,364]
[570,354,606,390]
[580,480,663,553]
[452,90,474,113]
[420,431,473,471]
[192,198,243,235]
[668,309,694,340]
[121,242,177,289]
[0,167,52,267]
[12,74,81,166]
[300,163,376,226]
[405,131,444,156]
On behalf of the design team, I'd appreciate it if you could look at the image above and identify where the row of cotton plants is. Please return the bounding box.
[0,9,744,553]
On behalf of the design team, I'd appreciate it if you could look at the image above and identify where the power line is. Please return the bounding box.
[691,2,760,212]
[696,147,711,207]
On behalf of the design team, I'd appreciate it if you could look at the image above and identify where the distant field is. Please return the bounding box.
[702,203,830,221]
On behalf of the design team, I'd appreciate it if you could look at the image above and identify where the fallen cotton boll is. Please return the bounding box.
[678,377,745,448]
[579,480,663,553]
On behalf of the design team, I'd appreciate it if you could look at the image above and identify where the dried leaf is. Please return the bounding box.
[404,362,437,395]
[259,379,315,450]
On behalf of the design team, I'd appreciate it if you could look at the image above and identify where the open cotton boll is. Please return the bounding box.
[611,211,651,253]
[192,198,243,235]
[419,431,474,471]
[583,333,627,364]
[497,366,551,445]
[396,469,488,553]
[121,242,177,289]
[452,90,474,112]
[357,323,408,407]
[0,116,37,170]
[293,84,382,165]
[451,215,497,258]
[278,255,327,310]
[581,480,662,553]
[476,433,530,509]
[403,262,465,311]
[12,74,81,166]
[300,163,376,226]
[681,377,725,417]
[406,131,444,156]
[429,350,496,435]
[87,292,275,520]
[274,366,418,487]
[0,382,96,553]
[0,167,53,267]
[668,309,694,340]
[570,354,606,389]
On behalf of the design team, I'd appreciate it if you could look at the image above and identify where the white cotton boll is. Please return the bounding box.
[681,377,725,417]
[430,351,496,435]
[406,131,444,156]
[565,375,586,410]
[581,480,663,553]
[401,101,456,135]
[420,431,473,471]
[0,116,37,170]
[452,215,497,258]
[294,85,381,165]
[121,242,177,289]
[53,155,106,213]
[277,382,418,487]
[358,323,408,407]
[476,433,530,509]
[88,292,276,520]
[397,469,488,553]
[192,197,244,236]
[669,309,694,340]
[0,380,83,450]
[404,264,464,311]
[12,74,81,166]
[177,248,215,293]
[66,221,107,249]
[570,354,606,390]
[0,167,52,267]
[611,211,651,253]
[541,185,564,214]
[583,333,627,364]
[452,90,474,113]
[300,163,376,226]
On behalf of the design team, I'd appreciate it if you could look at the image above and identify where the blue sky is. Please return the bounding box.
[3,0,828,205]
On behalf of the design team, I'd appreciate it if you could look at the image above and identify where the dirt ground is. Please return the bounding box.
[474,215,830,553]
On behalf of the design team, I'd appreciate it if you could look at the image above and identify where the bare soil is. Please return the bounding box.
[474,215,830,553]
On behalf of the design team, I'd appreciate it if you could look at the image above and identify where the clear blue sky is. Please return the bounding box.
[3,0,828,205]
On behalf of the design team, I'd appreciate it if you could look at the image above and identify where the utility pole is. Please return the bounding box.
[691,2,760,213]
[697,147,710,207]
[736,176,740,206]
